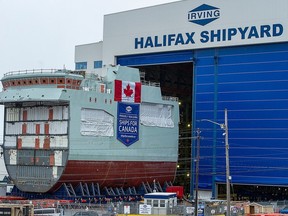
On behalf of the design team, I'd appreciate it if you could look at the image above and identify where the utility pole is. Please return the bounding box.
[224,108,231,216]
[199,108,230,216]
[194,128,200,216]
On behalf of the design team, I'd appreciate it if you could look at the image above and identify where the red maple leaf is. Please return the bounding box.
[124,84,133,97]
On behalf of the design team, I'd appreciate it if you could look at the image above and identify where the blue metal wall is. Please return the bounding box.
[194,42,288,191]
[117,42,288,192]
[117,50,194,66]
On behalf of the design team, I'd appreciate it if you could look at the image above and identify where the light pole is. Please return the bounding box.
[200,108,230,216]
[194,128,200,216]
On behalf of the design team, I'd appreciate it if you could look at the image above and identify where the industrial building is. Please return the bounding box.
[75,0,288,201]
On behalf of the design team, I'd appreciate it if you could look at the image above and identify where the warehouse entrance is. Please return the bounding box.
[117,51,194,194]
[218,184,288,201]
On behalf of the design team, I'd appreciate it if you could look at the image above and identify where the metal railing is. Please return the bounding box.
[3,69,60,77]
[141,80,160,87]
[162,96,179,102]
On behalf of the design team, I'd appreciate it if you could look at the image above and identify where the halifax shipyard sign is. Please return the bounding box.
[134,4,284,50]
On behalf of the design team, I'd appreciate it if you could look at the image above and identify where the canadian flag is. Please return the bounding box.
[114,80,141,103]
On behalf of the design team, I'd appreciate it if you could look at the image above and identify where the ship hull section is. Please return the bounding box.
[52,160,177,190]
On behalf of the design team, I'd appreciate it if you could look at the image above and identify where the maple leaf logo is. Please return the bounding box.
[124,84,134,97]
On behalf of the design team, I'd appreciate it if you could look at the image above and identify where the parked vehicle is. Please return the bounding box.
[0,203,34,216]
[280,206,288,214]
[34,208,62,216]
[73,211,99,216]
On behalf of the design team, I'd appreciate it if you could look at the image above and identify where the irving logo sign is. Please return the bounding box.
[188,4,220,26]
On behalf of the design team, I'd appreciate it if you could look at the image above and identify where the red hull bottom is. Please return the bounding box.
[51,160,177,191]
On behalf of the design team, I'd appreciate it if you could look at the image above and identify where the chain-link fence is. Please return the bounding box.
[57,202,188,216]
[2,199,288,216]
[33,202,191,216]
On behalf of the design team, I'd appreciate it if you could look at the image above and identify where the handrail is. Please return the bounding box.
[3,69,61,77]
[141,80,160,87]
[162,96,178,101]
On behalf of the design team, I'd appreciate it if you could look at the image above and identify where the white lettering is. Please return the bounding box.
[135,23,284,49]
[188,9,220,21]
[119,126,138,133]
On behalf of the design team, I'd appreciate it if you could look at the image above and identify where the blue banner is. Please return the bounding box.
[117,102,139,147]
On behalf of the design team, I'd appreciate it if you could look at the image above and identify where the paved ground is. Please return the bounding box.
[59,207,113,216]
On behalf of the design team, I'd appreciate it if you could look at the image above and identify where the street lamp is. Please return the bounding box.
[200,108,231,216]
[194,128,200,216]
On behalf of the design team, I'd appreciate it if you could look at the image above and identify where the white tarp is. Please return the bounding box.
[80,108,114,136]
[140,103,174,128]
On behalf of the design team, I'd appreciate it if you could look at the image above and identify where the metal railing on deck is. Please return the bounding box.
[4,69,60,77]
[162,96,178,102]
[4,69,85,77]
[141,80,160,87]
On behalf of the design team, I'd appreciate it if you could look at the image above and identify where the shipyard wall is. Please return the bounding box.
[75,41,103,76]
[101,0,288,66]
[75,0,288,200]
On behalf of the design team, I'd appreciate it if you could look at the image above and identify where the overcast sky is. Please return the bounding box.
[0,0,178,73]
[0,0,179,178]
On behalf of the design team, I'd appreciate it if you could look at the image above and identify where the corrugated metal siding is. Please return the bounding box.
[4,136,16,147]
[6,121,68,135]
[38,136,45,149]
[21,107,49,121]
[117,50,194,66]
[35,150,51,166]
[53,106,69,120]
[17,165,52,179]
[20,136,36,148]
[63,106,69,119]
[26,122,36,134]
[17,136,68,149]
[194,42,288,188]
[49,121,68,134]
[6,108,19,121]
[18,106,69,121]
[50,136,68,148]
[5,122,22,135]
[18,150,34,165]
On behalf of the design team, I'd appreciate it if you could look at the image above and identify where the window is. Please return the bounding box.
[153,200,159,207]
[160,200,165,207]
[146,199,152,206]
[34,208,60,215]
[76,62,87,70]
[94,60,103,69]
